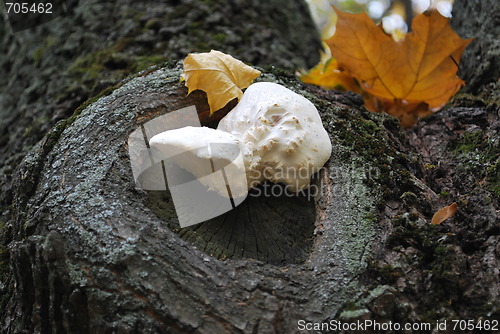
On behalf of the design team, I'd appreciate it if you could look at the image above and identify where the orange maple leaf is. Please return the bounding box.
[326,8,472,127]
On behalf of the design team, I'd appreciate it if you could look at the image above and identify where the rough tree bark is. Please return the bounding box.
[451,0,499,98]
[1,0,498,333]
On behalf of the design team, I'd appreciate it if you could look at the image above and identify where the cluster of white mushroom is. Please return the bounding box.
[149,82,332,197]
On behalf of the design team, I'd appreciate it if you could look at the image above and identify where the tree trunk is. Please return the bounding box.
[1,0,498,333]
[451,0,500,97]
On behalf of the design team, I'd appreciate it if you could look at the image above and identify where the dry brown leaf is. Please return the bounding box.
[326,9,472,126]
[182,50,261,115]
[431,202,458,225]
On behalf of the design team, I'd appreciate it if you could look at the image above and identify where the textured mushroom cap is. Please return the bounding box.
[217,82,332,191]
[149,126,247,197]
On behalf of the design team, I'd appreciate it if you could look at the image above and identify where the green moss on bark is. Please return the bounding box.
[448,130,499,196]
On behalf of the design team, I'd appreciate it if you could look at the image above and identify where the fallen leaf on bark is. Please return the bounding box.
[431,202,458,225]
[182,50,261,115]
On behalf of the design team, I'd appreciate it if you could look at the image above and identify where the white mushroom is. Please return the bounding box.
[149,126,247,197]
[149,82,332,196]
[217,82,332,191]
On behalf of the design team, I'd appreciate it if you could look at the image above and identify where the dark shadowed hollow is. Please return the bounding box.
[146,182,317,265]
[143,108,319,265]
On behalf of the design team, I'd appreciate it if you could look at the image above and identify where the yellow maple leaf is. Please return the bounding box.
[182,50,261,115]
[298,52,361,93]
[326,8,472,126]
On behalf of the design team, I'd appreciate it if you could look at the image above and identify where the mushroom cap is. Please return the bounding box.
[149,126,247,197]
[217,82,332,191]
